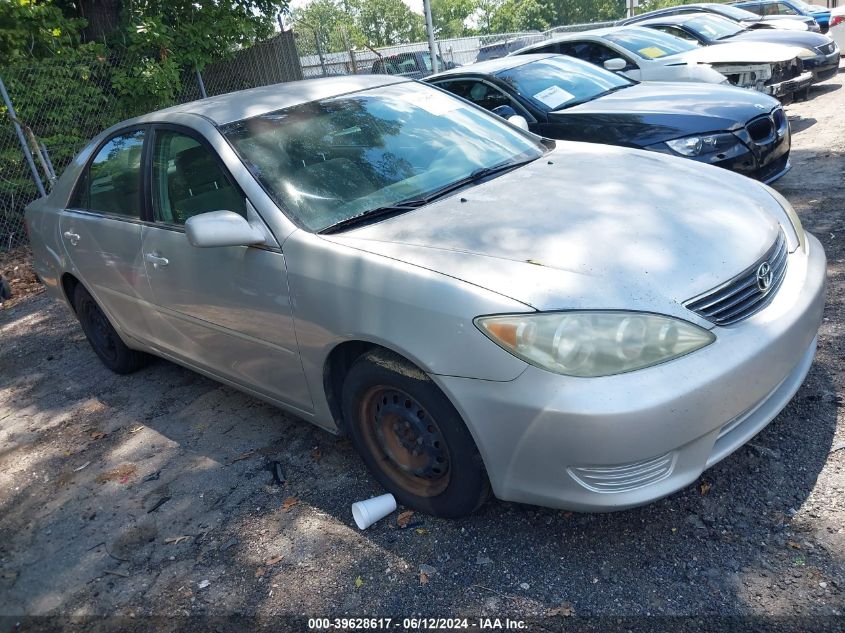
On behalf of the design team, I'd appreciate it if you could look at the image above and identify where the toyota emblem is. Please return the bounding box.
[756,261,773,292]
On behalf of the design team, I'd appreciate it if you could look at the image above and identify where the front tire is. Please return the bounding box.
[74,285,147,375]
[342,349,490,518]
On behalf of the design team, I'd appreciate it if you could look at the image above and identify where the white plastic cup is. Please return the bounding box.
[352,493,397,530]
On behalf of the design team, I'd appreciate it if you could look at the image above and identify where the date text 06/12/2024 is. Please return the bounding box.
[307,617,528,629]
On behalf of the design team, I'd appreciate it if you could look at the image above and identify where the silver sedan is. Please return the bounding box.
[25,76,826,517]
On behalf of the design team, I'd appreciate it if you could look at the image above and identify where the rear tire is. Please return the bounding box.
[74,285,147,375]
[342,349,490,518]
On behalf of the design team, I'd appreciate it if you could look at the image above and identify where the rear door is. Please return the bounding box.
[59,128,158,341]
[139,125,312,411]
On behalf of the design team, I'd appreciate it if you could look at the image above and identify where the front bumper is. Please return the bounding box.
[767,70,814,97]
[804,49,840,82]
[435,233,826,512]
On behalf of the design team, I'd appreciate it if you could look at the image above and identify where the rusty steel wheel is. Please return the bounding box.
[342,349,490,518]
[358,386,451,498]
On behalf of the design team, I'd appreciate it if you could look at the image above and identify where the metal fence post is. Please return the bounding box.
[423,0,439,73]
[0,75,46,199]
[195,67,208,99]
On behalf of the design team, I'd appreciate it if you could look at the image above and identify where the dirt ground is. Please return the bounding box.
[2,65,845,627]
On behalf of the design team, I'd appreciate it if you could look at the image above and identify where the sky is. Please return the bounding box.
[288,0,424,14]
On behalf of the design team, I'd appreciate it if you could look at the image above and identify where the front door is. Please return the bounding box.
[140,126,312,411]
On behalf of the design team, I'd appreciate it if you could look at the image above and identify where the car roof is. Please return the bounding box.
[513,26,642,52]
[116,75,408,128]
[635,13,713,26]
[427,54,555,79]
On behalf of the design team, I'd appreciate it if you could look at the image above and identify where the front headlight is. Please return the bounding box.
[475,311,715,377]
[796,47,818,59]
[665,132,739,157]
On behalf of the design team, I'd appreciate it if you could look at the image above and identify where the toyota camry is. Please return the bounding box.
[26,76,826,517]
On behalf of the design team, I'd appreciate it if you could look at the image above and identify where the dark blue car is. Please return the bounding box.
[732,0,831,32]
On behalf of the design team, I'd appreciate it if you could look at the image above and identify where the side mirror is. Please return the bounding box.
[185,210,266,248]
[507,115,530,131]
[491,104,519,118]
[603,58,628,72]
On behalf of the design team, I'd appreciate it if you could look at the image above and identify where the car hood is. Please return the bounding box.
[324,143,784,315]
[726,28,831,47]
[558,81,778,135]
[678,41,804,63]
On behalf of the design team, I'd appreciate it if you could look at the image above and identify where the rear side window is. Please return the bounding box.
[151,130,245,225]
[71,130,145,218]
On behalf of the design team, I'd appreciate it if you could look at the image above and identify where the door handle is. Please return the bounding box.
[144,252,170,269]
[62,231,80,246]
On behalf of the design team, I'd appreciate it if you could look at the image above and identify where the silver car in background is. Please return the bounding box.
[26,76,826,517]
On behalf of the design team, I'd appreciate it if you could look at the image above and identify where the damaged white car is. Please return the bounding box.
[512,26,814,99]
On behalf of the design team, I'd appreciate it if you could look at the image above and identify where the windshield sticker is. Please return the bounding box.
[638,46,667,59]
[532,85,575,109]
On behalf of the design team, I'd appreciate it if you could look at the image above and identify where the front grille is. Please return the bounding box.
[568,452,675,493]
[684,231,788,326]
[817,42,836,55]
[746,108,787,145]
[747,116,774,142]
[772,107,787,132]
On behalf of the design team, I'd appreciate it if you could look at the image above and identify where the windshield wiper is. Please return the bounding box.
[557,84,631,109]
[319,158,536,234]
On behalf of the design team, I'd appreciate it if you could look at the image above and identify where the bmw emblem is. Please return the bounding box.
[754,103,768,110]
[756,262,774,292]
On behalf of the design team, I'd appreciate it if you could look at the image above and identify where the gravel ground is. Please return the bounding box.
[1,65,845,626]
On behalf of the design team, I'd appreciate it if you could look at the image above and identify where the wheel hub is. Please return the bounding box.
[372,389,449,481]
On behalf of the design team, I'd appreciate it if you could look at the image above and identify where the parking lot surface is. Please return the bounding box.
[1,64,844,622]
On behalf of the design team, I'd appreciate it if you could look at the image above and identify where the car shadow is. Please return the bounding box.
[788,115,817,134]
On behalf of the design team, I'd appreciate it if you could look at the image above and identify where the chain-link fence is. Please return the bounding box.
[296,21,614,79]
[1,15,617,253]
[0,30,301,252]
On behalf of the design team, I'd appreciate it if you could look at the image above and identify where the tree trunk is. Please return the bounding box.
[76,0,122,43]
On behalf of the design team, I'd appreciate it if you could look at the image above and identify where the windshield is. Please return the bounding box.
[685,14,746,39]
[605,28,699,59]
[222,82,544,232]
[497,56,632,111]
[791,0,814,11]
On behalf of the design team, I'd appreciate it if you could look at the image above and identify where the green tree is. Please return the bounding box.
[354,0,425,47]
[540,0,626,26]
[473,0,502,34]
[490,0,550,32]
[291,0,363,55]
[0,0,85,62]
[431,0,475,38]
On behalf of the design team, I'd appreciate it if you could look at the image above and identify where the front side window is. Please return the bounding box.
[775,2,800,14]
[605,28,699,59]
[558,41,628,67]
[151,131,246,225]
[223,81,544,232]
[73,130,144,218]
[497,57,633,111]
[652,25,700,42]
[439,79,513,111]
